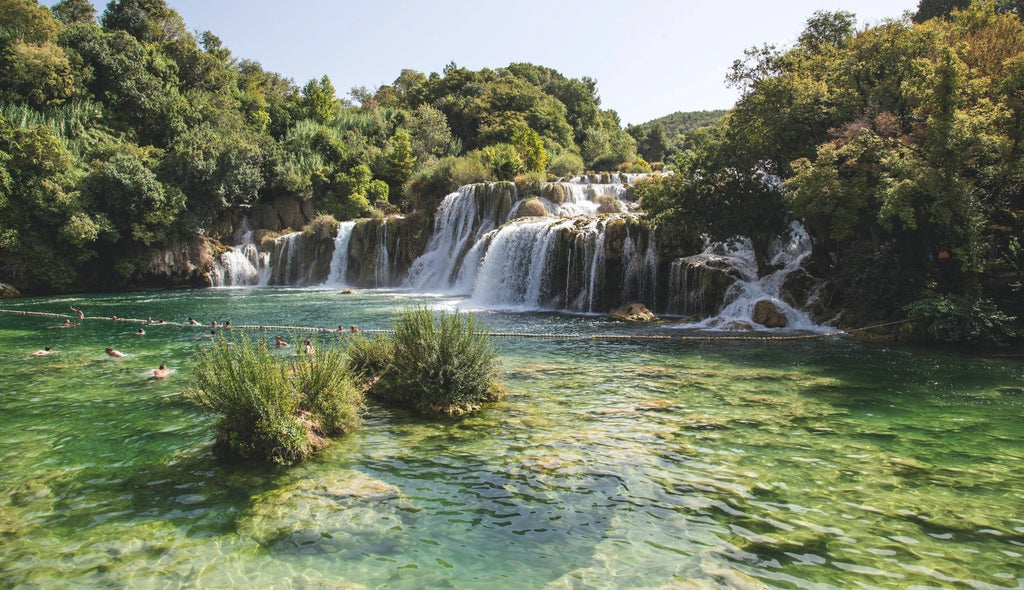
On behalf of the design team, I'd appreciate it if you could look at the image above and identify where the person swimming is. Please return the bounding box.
[152,364,169,379]
[274,335,289,348]
[29,346,53,357]
[105,347,125,357]
[69,306,84,319]
[137,328,145,336]
[188,317,199,326]
[303,338,314,355]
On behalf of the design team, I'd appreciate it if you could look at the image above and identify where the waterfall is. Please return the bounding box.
[405,184,513,292]
[406,178,658,312]
[324,221,355,287]
[210,217,268,287]
[670,222,825,330]
[375,220,390,288]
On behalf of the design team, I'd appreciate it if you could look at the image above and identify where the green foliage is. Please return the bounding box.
[546,150,584,178]
[510,124,548,173]
[904,293,1017,346]
[346,306,503,417]
[482,143,524,181]
[186,332,364,464]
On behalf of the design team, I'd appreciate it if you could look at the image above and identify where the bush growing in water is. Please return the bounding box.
[346,306,503,417]
[186,332,363,464]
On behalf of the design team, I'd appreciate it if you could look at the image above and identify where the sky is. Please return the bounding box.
[72,0,918,125]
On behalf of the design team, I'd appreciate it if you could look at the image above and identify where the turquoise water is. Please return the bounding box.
[1,288,1023,588]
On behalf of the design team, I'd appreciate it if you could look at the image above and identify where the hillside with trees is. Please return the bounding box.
[0,0,644,292]
[637,2,1024,344]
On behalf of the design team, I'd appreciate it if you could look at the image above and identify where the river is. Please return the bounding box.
[1,287,1022,588]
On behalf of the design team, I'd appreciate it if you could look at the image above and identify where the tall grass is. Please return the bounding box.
[347,306,503,417]
[187,332,363,464]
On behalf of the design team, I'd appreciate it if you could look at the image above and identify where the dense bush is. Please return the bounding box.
[903,293,1018,347]
[186,332,364,463]
[346,306,503,417]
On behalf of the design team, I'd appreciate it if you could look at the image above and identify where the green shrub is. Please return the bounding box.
[304,213,339,240]
[450,151,494,186]
[347,307,503,417]
[903,293,1017,347]
[547,151,584,178]
[187,332,364,464]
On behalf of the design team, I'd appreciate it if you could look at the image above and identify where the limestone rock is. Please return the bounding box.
[609,302,658,322]
[515,197,548,218]
[0,283,21,298]
[752,300,788,328]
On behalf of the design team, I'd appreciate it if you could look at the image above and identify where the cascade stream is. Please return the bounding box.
[211,175,826,329]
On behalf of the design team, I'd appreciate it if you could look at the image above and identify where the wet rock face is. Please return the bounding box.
[752,300,788,328]
[609,302,659,322]
[0,282,21,298]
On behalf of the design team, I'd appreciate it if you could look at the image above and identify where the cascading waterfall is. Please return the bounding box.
[406,178,651,312]
[324,221,355,287]
[669,222,825,330]
[210,217,268,287]
[375,220,390,288]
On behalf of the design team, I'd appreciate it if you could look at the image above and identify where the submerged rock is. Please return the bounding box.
[239,471,412,555]
[609,302,658,322]
[0,282,21,298]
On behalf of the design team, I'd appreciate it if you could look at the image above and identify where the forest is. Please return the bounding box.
[1,0,1022,344]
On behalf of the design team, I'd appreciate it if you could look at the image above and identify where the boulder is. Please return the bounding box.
[515,197,548,218]
[609,302,658,322]
[0,283,21,298]
[752,300,788,328]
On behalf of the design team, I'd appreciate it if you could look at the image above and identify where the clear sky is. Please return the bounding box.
[72,0,918,125]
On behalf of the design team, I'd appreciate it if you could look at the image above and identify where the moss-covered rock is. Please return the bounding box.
[516,197,548,218]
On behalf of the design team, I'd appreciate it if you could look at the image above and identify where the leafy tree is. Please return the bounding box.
[914,0,972,23]
[301,75,337,124]
[0,0,58,44]
[51,0,96,25]
[381,128,415,200]
[86,148,184,246]
[510,124,547,173]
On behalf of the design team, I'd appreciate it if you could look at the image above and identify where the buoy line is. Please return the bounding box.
[1,307,854,342]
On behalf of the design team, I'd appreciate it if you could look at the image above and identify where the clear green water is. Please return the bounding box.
[1,288,1023,589]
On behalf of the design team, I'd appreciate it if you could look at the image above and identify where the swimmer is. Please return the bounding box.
[69,306,84,319]
[223,320,231,328]
[105,347,125,358]
[274,335,289,348]
[337,324,345,332]
[147,317,153,324]
[350,325,360,333]
[60,319,70,328]
[212,320,218,329]
[29,346,53,357]
[137,328,145,336]
[188,317,199,326]
[152,364,170,379]
[303,338,314,355]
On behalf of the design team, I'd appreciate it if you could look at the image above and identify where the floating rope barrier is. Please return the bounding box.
[1,307,858,342]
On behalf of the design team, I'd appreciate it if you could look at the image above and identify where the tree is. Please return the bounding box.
[510,124,547,173]
[51,0,96,25]
[301,75,337,124]
[799,10,857,51]
[382,128,415,199]
[87,149,184,246]
[914,0,972,22]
